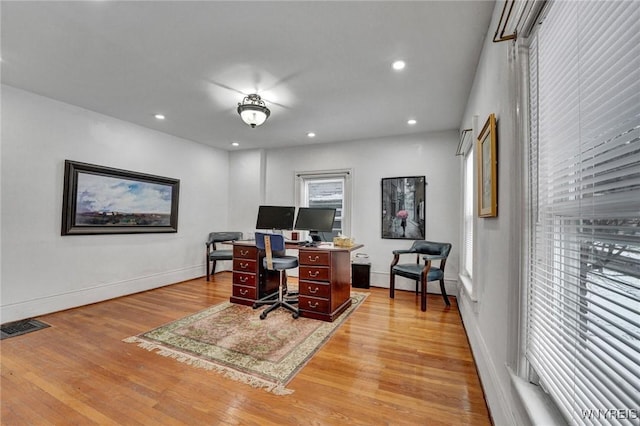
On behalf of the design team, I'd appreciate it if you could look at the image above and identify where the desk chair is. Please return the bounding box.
[252,232,300,319]
[205,232,243,281]
[389,240,452,311]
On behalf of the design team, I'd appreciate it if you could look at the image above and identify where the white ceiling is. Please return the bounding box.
[1,1,494,151]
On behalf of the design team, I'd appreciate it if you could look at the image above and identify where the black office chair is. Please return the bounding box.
[389,240,452,311]
[252,232,300,319]
[205,232,243,281]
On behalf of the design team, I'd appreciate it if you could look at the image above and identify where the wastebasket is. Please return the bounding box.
[351,253,371,289]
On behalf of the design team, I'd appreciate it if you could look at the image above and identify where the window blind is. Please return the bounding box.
[463,148,474,278]
[296,170,351,237]
[527,1,640,425]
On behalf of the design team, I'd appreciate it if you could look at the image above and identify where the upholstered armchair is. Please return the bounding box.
[205,232,242,281]
[389,240,452,311]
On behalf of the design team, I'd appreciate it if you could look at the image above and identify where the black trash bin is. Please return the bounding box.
[351,254,371,289]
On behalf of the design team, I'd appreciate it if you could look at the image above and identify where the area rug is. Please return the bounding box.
[124,292,368,395]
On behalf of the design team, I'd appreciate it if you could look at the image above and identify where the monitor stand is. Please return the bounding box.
[309,232,322,242]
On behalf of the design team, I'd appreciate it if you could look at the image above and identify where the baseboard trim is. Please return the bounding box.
[0,265,202,323]
[458,291,521,426]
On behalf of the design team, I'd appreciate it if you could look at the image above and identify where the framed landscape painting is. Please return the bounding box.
[61,160,180,235]
[381,176,426,239]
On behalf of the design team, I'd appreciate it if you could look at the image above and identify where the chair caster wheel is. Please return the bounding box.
[292,312,299,319]
[252,303,259,309]
[260,313,267,320]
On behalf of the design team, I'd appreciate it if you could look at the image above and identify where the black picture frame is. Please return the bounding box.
[381,176,426,239]
[61,160,180,235]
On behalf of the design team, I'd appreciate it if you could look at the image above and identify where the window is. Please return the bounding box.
[526,1,640,424]
[462,146,474,279]
[296,170,351,240]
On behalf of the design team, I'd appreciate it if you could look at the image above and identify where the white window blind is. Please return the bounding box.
[527,1,640,424]
[463,148,474,278]
[296,170,351,239]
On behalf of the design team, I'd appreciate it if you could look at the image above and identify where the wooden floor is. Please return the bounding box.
[1,273,492,425]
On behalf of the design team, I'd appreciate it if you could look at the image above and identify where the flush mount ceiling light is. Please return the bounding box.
[237,94,270,128]
[392,60,406,71]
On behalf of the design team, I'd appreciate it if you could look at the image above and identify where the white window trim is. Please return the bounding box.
[459,117,479,303]
[513,32,564,426]
[294,168,352,238]
[516,1,640,422]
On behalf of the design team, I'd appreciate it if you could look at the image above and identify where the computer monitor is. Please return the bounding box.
[294,207,336,241]
[255,205,295,230]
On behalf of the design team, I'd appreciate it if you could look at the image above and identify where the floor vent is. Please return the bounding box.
[1,319,50,340]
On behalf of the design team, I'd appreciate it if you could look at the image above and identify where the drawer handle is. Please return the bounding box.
[240,262,249,269]
[239,276,248,283]
[308,271,320,278]
[240,249,249,256]
[239,289,248,295]
[307,301,319,308]
[307,255,320,262]
[308,286,319,294]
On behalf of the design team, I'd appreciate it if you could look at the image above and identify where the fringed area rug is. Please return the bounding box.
[124,292,368,395]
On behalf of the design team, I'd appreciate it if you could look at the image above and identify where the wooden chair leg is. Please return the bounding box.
[206,257,211,281]
[420,275,427,311]
[440,279,450,306]
[389,271,396,298]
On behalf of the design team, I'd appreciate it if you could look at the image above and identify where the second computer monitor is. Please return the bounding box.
[294,207,336,234]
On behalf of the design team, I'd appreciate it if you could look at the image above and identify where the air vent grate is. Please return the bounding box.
[1,319,50,340]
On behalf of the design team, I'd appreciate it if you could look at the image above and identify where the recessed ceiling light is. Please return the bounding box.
[231,142,240,147]
[154,114,165,120]
[392,60,406,71]
[407,119,417,125]
[307,132,316,138]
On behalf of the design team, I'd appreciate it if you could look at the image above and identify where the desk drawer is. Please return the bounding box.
[298,250,330,266]
[232,285,256,300]
[299,266,330,282]
[299,296,330,313]
[233,258,257,273]
[299,280,331,299]
[233,245,257,259]
[233,272,256,287]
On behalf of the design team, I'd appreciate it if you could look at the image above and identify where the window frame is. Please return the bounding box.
[520,1,640,422]
[459,129,476,302]
[462,143,475,279]
[294,169,352,240]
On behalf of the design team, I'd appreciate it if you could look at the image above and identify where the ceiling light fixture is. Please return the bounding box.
[237,94,270,128]
[154,113,165,120]
[407,119,417,125]
[392,60,406,71]
[307,132,316,138]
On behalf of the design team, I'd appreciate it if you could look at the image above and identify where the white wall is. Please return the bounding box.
[227,148,265,238]
[1,86,229,323]
[457,2,528,425]
[228,131,461,294]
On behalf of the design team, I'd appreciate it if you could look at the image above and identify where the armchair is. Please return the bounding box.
[389,240,452,311]
[205,232,243,281]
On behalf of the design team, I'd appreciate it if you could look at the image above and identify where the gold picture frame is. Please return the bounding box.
[477,113,497,217]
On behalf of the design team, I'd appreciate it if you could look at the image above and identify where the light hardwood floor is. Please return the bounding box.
[1,273,492,425]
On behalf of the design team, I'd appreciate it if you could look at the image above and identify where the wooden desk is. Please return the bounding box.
[230,241,364,322]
